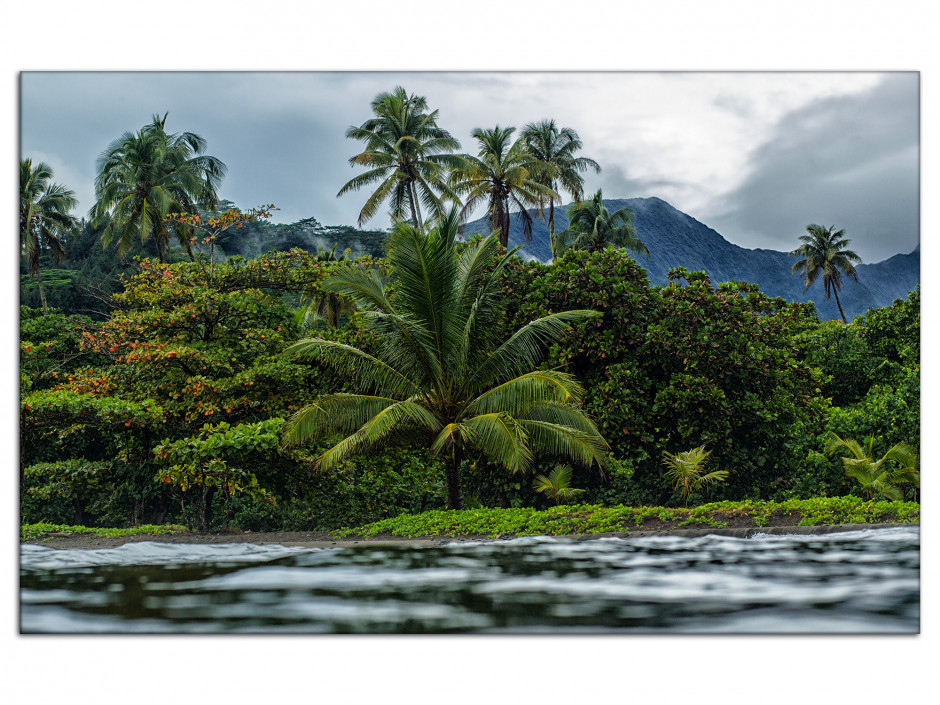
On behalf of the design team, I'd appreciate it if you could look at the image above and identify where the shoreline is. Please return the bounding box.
[22,522,914,550]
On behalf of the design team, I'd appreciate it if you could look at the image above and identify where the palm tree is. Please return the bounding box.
[338,87,463,230]
[91,113,226,262]
[662,444,728,507]
[825,433,919,501]
[555,189,649,257]
[521,119,601,258]
[449,126,557,249]
[20,159,79,312]
[789,224,862,323]
[296,244,357,330]
[282,207,609,509]
[533,464,585,506]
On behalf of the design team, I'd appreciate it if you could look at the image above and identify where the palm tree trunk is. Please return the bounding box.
[36,268,49,314]
[496,196,510,249]
[833,289,848,324]
[444,446,464,510]
[407,180,423,230]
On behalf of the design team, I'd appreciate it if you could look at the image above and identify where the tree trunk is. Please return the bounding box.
[36,268,49,314]
[407,180,423,231]
[493,195,509,249]
[444,448,464,510]
[196,485,216,532]
[833,289,848,324]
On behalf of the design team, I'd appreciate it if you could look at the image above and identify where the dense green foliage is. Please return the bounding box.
[20,242,918,531]
[497,250,833,505]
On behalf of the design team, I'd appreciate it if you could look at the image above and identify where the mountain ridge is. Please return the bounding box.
[460,196,919,321]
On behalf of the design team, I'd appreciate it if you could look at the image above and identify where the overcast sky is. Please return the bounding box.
[21,71,918,264]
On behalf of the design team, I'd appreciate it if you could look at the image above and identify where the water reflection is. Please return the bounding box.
[21,527,919,633]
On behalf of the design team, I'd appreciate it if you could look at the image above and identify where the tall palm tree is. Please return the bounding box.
[20,159,79,312]
[789,224,862,323]
[282,208,609,509]
[449,126,557,249]
[555,189,649,257]
[338,87,463,230]
[521,119,601,258]
[91,113,226,262]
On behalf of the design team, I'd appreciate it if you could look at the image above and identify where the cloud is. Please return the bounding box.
[704,74,919,263]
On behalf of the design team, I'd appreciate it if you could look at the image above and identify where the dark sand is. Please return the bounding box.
[23,523,911,550]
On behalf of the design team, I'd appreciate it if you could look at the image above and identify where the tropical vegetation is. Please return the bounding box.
[662,445,729,507]
[20,159,80,313]
[19,89,919,537]
[281,209,609,509]
[555,189,648,256]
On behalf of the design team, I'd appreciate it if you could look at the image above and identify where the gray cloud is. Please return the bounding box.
[704,74,919,263]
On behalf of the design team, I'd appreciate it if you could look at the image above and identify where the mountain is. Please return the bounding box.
[460,197,919,321]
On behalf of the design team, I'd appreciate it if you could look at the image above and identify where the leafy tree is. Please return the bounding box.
[338,86,463,229]
[166,204,277,279]
[155,419,285,531]
[825,433,918,501]
[502,253,829,504]
[282,209,609,509]
[91,113,227,262]
[661,444,728,507]
[555,189,649,257]
[449,126,556,248]
[20,159,80,312]
[520,119,601,258]
[789,224,862,323]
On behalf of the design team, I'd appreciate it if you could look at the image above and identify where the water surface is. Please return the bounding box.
[21,526,919,633]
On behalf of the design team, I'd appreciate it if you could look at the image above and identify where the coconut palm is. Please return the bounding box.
[662,444,728,507]
[521,119,601,258]
[20,159,79,312]
[555,189,649,257]
[282,207,609,509]
[338,87,463,230]
[825,434,919,501]
[91,113,226,262]
[789,224,862,323]
[449,126,557,249]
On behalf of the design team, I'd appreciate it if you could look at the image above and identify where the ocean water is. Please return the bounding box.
[20,526,919,633]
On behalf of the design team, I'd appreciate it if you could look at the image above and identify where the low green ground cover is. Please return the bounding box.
[337,497,920,539]
[20,522,187,542]
[21,497,918,542]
